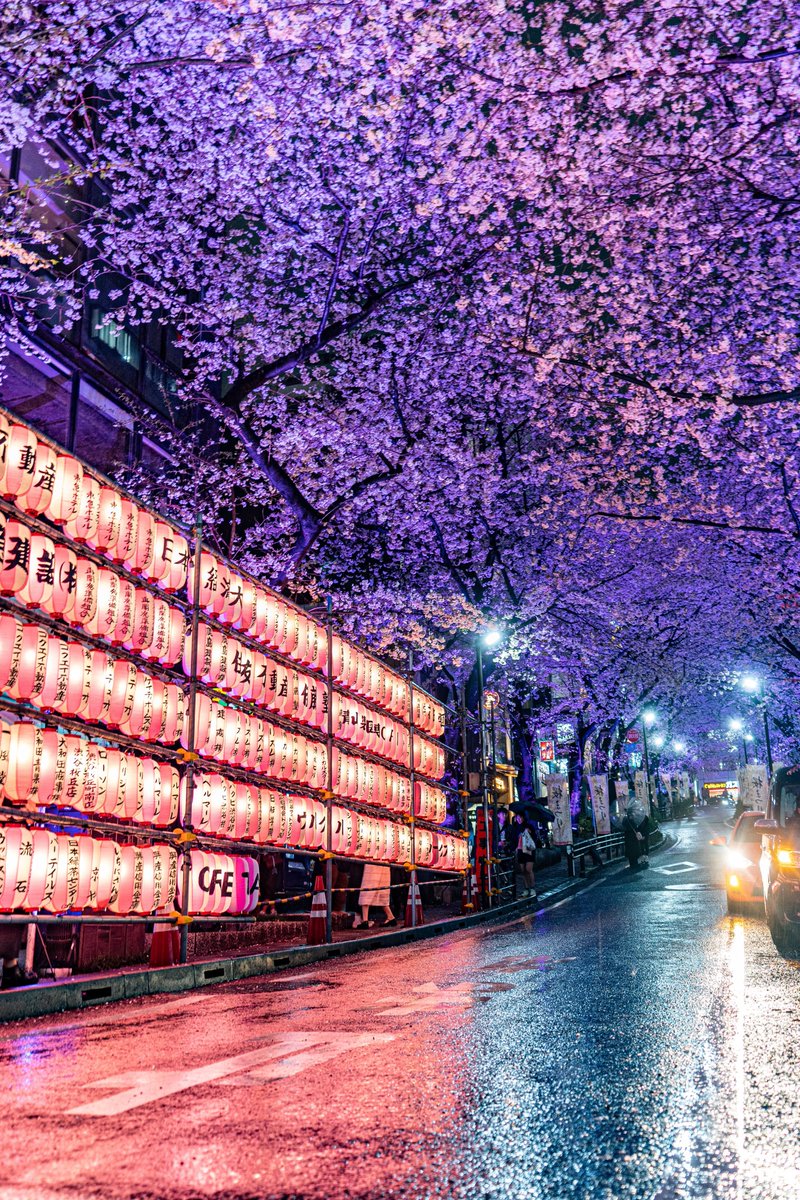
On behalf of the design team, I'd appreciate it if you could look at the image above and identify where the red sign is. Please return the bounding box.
[539,740,555,762]
[626,729,640,743]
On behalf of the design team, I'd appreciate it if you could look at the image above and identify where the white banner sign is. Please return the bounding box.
[545,774,572,846]
[614,779,630,812]
[737,764,768,811]
[634,770,651,816]
[588,774,611,835]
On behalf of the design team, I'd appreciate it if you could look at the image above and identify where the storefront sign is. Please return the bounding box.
[539,740,555,762]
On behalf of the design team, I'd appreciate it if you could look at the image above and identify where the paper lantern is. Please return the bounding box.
[45,542,79,621]
[140,596,171,662]
[104,659,138,727]
[125,587,155,654]
[92,486,123,553]
[18,531,56,610]
[233,857,260,914]
[19,442,58,516]
[46,454,84,525]
[125,508,155,577]
[80,742,107,814]
[190,772,228,835]
[111,577,136,644]
[226,639,255,698]
[0,825,32,909]
[1,424,39,501]
[70,557,99,628]
[32,638,87,715]
[24,828,60,909]
[251,587,269,640]
[414,827,434,867]
[89,838,121,910]
[45,835,95,911]
[148,763,180,827]
[0,517,31,595]
[193,552,220,613]
[151,523,189,592]
[5,722,64,806]
[113,498,139,564]
[64,472,100,544]
[233,577,257,633]
[84,568,121,640]
[8,623,48,701]
[0,613,22,692]
[109,845,141,914]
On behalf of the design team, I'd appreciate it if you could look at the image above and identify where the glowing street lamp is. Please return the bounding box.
[728,717,750,765]
[652,734,665,750]
[640,709,657,814]
[740,674,773,776]
[673,740,686,754]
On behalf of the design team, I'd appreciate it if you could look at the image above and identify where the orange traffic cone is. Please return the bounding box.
[149,908,179,968]
[405,876,424,926]
[307,875,327,946]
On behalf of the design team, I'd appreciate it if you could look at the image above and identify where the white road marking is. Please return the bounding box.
[374,980,513,1016]
[654,861,700,875]
[67,1031,394,1117]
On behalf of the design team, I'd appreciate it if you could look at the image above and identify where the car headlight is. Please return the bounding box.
[727,850,755,870]
[776,847,800,868]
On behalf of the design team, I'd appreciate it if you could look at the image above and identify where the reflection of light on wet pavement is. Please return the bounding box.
[729,920,745,1200]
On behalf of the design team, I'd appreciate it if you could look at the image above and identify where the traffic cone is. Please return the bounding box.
[149,908,179,968]
[405,876,424,926]
[307,874,327,946]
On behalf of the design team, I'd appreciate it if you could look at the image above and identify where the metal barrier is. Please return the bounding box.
[566,833,625,878]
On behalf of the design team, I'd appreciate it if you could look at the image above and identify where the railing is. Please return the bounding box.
[566,833,625,878]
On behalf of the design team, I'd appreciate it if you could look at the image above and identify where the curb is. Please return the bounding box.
[0,836,672,1023]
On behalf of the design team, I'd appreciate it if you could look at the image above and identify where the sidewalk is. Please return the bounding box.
[0,832,673,1023]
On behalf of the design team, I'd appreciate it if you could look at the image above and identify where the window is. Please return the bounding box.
[1,340,71,444]
[73,380,132,474]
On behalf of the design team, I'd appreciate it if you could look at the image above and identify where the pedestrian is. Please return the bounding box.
[623,800,649,869]
[354,862,396,928]
[517,820,538,898]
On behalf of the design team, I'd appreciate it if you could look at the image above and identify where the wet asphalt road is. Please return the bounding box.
[1,810,798,1200]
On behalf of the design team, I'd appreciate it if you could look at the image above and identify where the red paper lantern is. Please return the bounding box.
[1,424,39,501]
[7,623,48,702]
[71,557,99,628]
[64,473,100,544]
[0,826,32,909]
[45,542,78,621]
[19,442,58,516]
[151,522,189,592]
[112,498,139,564]
[89,838,120,910]
[45,835,95,911]
[46,455,83,525]
[92,486,123,553]
[0,517,31,595]
[125,508,155,577]
[18,531,56,610]
[25,828,60,909]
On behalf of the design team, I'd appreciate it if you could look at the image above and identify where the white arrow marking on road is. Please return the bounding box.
[374,980,513,1016]
[67,1031,394,1117]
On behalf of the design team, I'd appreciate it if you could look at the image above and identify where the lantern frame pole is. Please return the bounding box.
[178,521,203,964]
[408,650,417,927]
[476,640,492,908]
[324,596,334,944]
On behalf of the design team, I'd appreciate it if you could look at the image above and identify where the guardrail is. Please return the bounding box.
[566,833,626,877]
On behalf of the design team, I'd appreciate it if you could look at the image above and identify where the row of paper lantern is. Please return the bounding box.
[0,825,177,913]
[0,616,186,743]
[0,720,180,826]
[0,409,445,738]
[184,775,465,869]
[0,514,186,664]
[0,825,259,915]
[184,623,327,729]
[184,622,443,777]
[194,547,444,736]
[0,415,188,590]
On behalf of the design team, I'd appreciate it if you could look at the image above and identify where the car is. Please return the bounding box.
[712,811,765,913]
[755,767,800,956]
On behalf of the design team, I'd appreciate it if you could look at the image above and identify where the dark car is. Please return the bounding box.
[755,766,800,956]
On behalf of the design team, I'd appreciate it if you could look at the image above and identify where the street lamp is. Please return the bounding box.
[652,734,665,750]
[728,718,750,765]
[740,674,773,777]
[673,740,686,754]
[640,709,657,817]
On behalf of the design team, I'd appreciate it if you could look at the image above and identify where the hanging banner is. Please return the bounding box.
[614,779,630,813]
[545,774,572,846]
[634,770,650,816]
[588,774,611,835]
[737,764,769,811]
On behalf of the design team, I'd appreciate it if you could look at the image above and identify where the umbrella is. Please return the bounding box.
[510,800,555,824]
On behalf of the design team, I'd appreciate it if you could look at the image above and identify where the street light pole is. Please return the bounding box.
[641,709,656,818]
[476,639,493,908]
[742,676,773,779]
